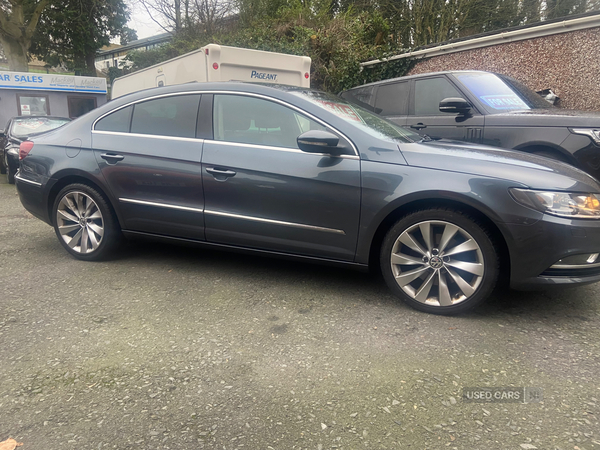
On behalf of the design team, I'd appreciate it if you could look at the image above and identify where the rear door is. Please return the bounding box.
[407,75,484,143]
[92,93,206,240]
[372,80,410,127]
[201,93,361,261]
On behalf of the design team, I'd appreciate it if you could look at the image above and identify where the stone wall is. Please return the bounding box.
[407,28,600,111]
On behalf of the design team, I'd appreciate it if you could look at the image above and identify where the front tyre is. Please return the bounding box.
[52,183,120,261]
[380,208,499,315]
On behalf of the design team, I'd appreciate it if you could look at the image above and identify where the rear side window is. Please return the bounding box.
[131,95,201,138]
[95,105,132,132]
[413,77,462,116]
[374,82,410,116]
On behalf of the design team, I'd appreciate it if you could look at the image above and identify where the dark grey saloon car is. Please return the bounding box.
[14,82,600,315]
[340,71,600,180]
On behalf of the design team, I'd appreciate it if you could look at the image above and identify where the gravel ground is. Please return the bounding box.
[1,175,599,450]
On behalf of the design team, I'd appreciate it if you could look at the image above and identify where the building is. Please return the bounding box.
[95,33,173,72]
[0,71,107,127]
[361,11,600,111]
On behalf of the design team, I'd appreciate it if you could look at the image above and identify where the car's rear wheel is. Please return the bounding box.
[380,208,499,315]
[52,183,120,261]
[0,153,6,175]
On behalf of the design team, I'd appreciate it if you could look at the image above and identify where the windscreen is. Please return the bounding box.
[11,117,70,138]
[454,72,553,113]
[293,90,419,143]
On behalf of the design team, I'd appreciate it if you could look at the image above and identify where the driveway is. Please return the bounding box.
[0,175,599,449]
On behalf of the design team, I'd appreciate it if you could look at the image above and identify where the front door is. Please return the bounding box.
[201,93,361,261]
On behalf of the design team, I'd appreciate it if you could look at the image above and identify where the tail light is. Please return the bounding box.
[213,63,219,70]
[305,72,310,79]
[19,141,34,160]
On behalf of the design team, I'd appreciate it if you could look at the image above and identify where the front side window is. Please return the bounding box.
[131,94,200,138]
[213,94,327,149]
[413,77,462,116]
[17,94,49,116]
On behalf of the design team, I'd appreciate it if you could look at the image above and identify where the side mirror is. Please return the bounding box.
[297,130,343,155]
[439,97,471,114]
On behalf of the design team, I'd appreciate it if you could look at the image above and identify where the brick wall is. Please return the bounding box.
[407,28,600,111]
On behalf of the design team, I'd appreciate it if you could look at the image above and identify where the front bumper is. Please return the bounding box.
[503,213,600,290]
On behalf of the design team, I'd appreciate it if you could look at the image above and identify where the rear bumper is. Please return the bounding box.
[504,214,600,290]
[15,171,52,225]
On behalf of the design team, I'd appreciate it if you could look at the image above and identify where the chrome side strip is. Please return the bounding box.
[15,173,42,186]
[119,198,204,213]
[208,140,359,159]
[205,210,346,235]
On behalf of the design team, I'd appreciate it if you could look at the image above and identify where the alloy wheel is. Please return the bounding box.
[56,191,104,254]
[390,220,484,307]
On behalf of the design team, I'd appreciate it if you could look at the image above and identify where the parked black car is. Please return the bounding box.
[1,116,70,183]
[340,70,600,180]
[14,82,600,315]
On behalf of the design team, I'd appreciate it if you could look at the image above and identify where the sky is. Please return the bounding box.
[127,1,167,39]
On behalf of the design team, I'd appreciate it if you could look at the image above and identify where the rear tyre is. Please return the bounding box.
[52,183,120,261]
[7,161,15,184]
[0,154,6,175]
[380,208,499,315]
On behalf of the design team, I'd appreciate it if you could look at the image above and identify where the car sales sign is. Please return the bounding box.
[0,71,107,94]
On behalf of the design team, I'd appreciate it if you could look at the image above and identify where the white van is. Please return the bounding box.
[111,44,311,99]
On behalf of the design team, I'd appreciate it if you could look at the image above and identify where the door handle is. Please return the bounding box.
[206,167,236,178]
[410,123,427,130]
[100,153,125,163]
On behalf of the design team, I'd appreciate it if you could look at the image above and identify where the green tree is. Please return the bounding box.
[0,0,50,71]
[30,0,130,76]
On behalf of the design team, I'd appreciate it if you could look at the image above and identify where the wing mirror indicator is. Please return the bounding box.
[439,97,471,114]
[297,130,344,155]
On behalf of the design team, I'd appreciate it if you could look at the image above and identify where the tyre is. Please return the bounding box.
[52,183,121,261]
[0,153,6,175]
[7,162,15,184]
[380,208,499,315]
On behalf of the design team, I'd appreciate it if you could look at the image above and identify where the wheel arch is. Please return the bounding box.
[366,196,511,282]
[513,141,574,163]
[46,171,122,228]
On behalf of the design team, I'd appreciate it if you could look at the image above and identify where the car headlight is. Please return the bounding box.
[570,128,600,145]
[509,188,600,219]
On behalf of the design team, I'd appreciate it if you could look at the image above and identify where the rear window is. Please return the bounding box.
[10,117,70,138]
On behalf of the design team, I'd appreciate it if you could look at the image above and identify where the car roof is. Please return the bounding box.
[341,70,498,91]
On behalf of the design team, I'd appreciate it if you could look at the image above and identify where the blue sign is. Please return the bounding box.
[0,71,107,94]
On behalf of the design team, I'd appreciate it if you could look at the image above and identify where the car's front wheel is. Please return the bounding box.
[52,183,120,261]
[380,208,499,315]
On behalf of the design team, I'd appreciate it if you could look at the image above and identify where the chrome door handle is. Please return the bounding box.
[206,167,236,177]
[410,123,427,130]
[101,153,125,162]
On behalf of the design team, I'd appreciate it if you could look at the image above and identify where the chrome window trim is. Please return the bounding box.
[94,130,204,144]
[208,140,359,159]
[205,210,346,235]
[91,90,359,156]
[120,198,204,213]
[15,173,42,187]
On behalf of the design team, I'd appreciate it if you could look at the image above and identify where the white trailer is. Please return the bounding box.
[111,44,311,99]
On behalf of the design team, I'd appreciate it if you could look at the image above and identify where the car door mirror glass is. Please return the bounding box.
[297,130,343,155]
[439,97,471,114]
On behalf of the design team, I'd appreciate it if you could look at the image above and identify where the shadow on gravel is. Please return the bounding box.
[113,238,599,322]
